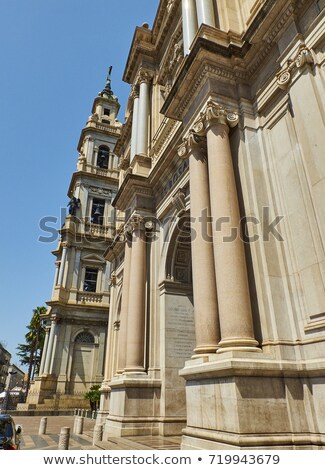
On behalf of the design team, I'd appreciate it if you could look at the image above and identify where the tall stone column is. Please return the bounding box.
[196,0,216,27]
[193,101,258,351]
[57,244,68,286]
[71,249,81,289]
[124,217,147,373]
[52,262,60,295]
[49,322,60,374]
[43,318,57,375]
[130,86,140,162]
[178,133,220,355]
[136,70,151,157]
[182,0,198,55]
[39,326,50,375]
[116,235,133,374]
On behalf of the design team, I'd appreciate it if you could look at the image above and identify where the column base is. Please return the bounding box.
[217,337,260,352]
[103,376,161,438]
[180,351,325,450]
[192,345,219,357]
[181,429,325,450]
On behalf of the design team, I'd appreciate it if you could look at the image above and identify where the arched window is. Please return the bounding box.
[74,331,95,344]
[97,146,109,169]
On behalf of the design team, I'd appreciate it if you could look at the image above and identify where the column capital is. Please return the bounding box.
[130,85,140,101]
[202,101,239,129]
[125,215,146,233]
[276,44,314,90]
[177,131,206,159]
[136,67,154,85]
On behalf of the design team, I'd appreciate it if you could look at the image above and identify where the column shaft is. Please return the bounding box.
[137,82,150,156]
[182,0,198,55]
[125,227,147,373]
[196,0,216,27]
[49,323,59,374]
[39,327,50,375]
[71,249,81,289]
[206,122,258,350]
[188,145,220,354]
[43,320,56,374]
[57,246,67,286]
[116,239,132,373]
[130,95,140,162]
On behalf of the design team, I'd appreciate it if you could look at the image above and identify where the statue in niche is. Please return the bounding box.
[68,196,81,216]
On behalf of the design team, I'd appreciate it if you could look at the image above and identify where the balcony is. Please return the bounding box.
[84,222,115,240]
[77,161,119,180]
[76,292,103,304]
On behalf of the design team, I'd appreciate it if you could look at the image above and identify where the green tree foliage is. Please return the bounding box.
[17,306,46,394]
[84,384,101,412]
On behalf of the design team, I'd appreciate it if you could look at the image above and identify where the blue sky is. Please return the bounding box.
[0,0,158,369]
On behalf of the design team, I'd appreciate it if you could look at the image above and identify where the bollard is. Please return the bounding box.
[75,416,84,435]
[73,415,79,434]
[92,424,103,445]
[39,417,47,435]
[74,408,78,416]
[58,427,70,450]
[92,411,96,420]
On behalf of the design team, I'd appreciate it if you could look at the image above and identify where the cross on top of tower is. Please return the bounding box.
[99,66,114,99]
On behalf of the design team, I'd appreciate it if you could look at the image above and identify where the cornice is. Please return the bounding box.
[161,0,313,121]
[112,173,154,212]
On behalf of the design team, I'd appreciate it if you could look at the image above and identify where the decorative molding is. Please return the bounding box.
[172,188,187,217]
[88,186,113,198]
[110,274,117,286]
[276,44,314,89]
[150,118,181,164]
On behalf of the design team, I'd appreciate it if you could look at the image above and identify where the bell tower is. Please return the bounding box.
[22,69,122,410]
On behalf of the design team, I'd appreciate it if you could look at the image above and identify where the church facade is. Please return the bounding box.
[24,0,325,449]
[100,0,325,450]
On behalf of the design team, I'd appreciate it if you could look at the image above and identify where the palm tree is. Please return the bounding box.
[84,384,101,412]
[17,306,46,395]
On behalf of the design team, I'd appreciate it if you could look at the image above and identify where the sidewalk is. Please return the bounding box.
[16,415,95,450]
[15,415,181,451]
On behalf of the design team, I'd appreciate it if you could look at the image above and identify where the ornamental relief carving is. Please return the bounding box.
[136,67,154,85]
[276,44,314,90]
